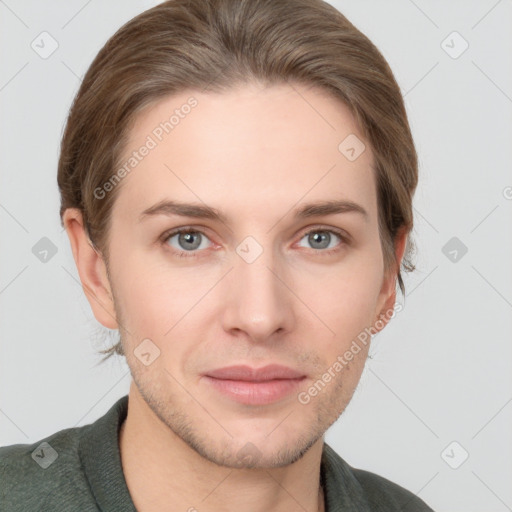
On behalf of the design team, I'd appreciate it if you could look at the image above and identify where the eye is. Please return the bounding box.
[296,228,346,254]
[160,226,349,259]
[163,228,212,257]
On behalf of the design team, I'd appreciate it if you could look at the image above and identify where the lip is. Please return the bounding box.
[202,364,306,405]
[204,364,305,381]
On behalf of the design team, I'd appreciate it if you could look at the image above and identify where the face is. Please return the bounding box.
[96,82,397,468]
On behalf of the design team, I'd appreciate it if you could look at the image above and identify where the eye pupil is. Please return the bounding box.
[309,231,330,249]
[179,231,201,250]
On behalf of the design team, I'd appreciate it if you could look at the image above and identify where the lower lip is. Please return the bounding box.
[202,376,306,405]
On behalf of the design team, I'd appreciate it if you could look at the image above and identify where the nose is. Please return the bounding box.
[220,241,295,343]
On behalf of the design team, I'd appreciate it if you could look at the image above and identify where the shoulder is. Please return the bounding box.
[0,425,97,512]
[351,466,435,511]
[322,443,435,511]
[0,396,129,512]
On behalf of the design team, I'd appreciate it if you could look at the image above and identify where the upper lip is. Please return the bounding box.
[205,364,305,381]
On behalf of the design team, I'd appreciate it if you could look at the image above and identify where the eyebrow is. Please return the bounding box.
[138,199,369,223]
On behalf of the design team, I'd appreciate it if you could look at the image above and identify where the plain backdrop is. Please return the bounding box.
[1,1,511,511]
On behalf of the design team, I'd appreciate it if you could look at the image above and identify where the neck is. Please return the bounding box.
[119,386,326,512]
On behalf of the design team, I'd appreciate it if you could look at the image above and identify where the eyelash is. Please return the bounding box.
[160,225,350,259]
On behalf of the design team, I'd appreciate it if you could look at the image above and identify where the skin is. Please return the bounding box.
[64,82,407,512]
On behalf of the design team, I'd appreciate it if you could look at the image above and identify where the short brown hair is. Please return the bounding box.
[57,0,418,360]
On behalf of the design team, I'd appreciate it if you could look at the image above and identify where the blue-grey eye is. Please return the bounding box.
[298,230,341,250]
[166,230,211,251]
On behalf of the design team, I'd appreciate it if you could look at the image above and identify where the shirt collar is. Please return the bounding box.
[79,395,136,511]
[321,442,372,511]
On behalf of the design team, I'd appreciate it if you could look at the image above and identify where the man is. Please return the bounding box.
[0,0,434,510]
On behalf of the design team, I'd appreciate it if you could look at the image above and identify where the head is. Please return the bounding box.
[59,0,417,468]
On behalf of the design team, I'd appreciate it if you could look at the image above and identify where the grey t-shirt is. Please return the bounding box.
[0,396,434,511]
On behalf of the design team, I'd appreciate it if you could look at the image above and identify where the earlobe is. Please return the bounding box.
[63,208,119,330]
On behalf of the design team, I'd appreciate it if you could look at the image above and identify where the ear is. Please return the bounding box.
[372,227,408,334]
[63,208,118,329]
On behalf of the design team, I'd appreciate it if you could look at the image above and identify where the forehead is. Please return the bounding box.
[113,82,377,224]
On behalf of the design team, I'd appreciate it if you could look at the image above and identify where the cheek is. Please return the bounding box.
[111,252,223,349]
[109,251,184,334]
[304,276,379,346]
[293,259,384,374]
[301,249,383,317]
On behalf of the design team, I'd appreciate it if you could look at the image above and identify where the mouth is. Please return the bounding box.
[201,364,307,405]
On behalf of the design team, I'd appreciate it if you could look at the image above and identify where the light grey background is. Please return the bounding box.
[1,1,511,511]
